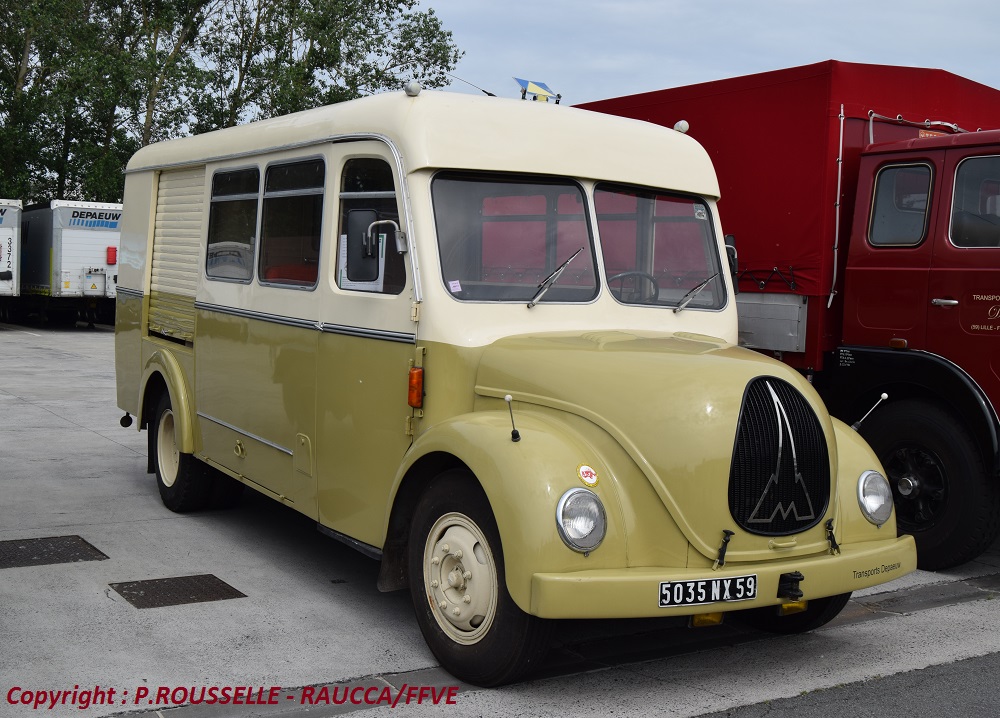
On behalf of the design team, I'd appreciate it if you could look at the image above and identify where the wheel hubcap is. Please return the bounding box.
[896,475,920,497]
[423,512,497,645]
[157,409,180,488]
[883,445,947,532]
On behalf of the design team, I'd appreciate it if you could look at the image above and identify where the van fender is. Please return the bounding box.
[393,410,629,612]
[140,348,196,455]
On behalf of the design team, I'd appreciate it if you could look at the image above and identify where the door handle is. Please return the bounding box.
[931,298,959,307]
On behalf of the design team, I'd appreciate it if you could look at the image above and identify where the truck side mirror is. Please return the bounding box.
[724,234,739,295]
[346,209,380,282]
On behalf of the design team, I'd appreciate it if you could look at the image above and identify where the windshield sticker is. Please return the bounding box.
[578,465,599,487]
[694,206,707,220]
[448,280,462,293]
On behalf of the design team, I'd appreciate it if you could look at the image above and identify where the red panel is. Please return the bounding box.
[580,60,1000,367]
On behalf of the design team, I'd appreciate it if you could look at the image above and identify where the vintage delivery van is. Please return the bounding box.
[115,85,916,686]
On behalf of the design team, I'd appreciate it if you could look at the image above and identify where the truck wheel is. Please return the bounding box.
[736,592,851,634]
[150,392,211,512]
[407,470,550,686]
[860,400,1000,570]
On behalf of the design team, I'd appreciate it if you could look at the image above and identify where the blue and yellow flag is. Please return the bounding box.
[513,78,557,99]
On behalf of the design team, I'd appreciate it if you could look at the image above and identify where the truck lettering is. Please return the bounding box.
[71,210,122,221]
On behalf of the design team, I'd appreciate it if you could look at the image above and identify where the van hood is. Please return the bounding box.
[474,330,837,561]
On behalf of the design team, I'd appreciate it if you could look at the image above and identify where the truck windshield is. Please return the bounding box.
[595,184,725,311]
[433,172,598,303]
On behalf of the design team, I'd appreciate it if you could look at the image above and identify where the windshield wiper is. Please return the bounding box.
[673,272,719,314]
[527,247,584,308]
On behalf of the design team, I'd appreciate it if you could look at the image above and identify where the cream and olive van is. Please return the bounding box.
[115,86,916,686]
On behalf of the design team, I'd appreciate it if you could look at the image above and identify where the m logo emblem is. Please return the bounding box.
[746,381,817,526]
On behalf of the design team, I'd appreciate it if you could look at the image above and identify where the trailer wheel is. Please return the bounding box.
[736,592,851,634]
[407,470,550,686]
[150,392,211,512]
[860,400,1000,570]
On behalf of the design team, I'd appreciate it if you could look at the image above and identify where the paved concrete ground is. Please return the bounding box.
[2,321,999,718]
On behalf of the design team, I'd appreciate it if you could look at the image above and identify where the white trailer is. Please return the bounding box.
[20,200,122,324]
[0,199,22,318]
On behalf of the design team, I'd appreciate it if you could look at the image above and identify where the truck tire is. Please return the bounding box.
[736,592,851,634]
[407,470,551,686]
[860,400,1000,570]
[150,392,211,512]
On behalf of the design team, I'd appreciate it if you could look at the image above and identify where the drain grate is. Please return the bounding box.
[109,574,246,609]
[0,535,109,569]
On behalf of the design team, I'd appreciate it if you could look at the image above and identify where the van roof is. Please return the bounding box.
[126,89,720,198]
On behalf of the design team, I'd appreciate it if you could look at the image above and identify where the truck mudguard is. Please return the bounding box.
[818,346,999,474]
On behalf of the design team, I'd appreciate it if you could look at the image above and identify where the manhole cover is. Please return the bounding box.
[0,535,109,569]
[109,574,246,609]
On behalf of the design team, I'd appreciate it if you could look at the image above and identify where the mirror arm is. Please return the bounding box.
[366,219,408,255]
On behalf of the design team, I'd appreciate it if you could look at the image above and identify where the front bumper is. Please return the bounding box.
[529,534,916,619]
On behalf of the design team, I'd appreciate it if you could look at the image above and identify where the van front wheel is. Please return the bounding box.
[407,470,550,686]
[151,393,210,512]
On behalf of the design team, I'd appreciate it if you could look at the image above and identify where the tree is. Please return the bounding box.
[0,0,82,199]
[0,0,461,202]
[190,0,462,132]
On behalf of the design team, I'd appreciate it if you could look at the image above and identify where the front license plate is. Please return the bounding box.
[658,574,758,608]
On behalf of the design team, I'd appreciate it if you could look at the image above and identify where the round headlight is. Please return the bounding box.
[555,488,607,552]
[858,470,893,527]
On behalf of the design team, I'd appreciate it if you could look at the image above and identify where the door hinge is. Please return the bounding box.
[411,302,421,322]
[405,409,424,436]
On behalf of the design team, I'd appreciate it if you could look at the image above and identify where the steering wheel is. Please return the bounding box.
[607,271,660,303]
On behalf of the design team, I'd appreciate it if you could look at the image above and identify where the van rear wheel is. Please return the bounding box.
[407,470,550,686]
[151,392,211,512]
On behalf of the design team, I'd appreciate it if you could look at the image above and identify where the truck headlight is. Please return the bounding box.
[556,488,606,552]
[858,470,893,527]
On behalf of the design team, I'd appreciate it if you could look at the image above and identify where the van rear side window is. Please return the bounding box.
[259,159,325,287]
[206,168,259,281]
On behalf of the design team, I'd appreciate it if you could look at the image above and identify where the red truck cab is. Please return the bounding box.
[581,61,1000,569]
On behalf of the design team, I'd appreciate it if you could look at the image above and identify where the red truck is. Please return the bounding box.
[581,60,1000,569]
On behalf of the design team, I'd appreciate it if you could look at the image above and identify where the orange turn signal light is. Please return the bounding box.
[408,367,424,408]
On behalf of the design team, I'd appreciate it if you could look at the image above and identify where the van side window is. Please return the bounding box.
[951,156,1000,248]
[259,159,325,286]
[868,164,932,247]
[337,158,405,294]
[207,168,259,281]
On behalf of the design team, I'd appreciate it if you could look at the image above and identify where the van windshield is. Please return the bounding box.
[595,184,725,310]
[433,172,598,303]
[432,172,724,311]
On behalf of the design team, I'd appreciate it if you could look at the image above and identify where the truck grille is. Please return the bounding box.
[729,377,830,536]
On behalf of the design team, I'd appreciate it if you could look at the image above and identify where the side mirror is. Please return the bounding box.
[346,209,379,282]
[724,234,739,295]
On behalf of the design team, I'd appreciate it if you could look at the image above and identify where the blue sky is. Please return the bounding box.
[426,0,998,105]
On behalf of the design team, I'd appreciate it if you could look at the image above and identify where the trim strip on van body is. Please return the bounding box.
[195,300,319,330]
[194,300,416,343]
[197,412,294,456]
[320,323,415,344]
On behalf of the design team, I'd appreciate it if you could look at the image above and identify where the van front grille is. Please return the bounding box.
[729,377,830,536]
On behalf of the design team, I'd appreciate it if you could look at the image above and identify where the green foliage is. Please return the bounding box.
[0,0,461,202]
